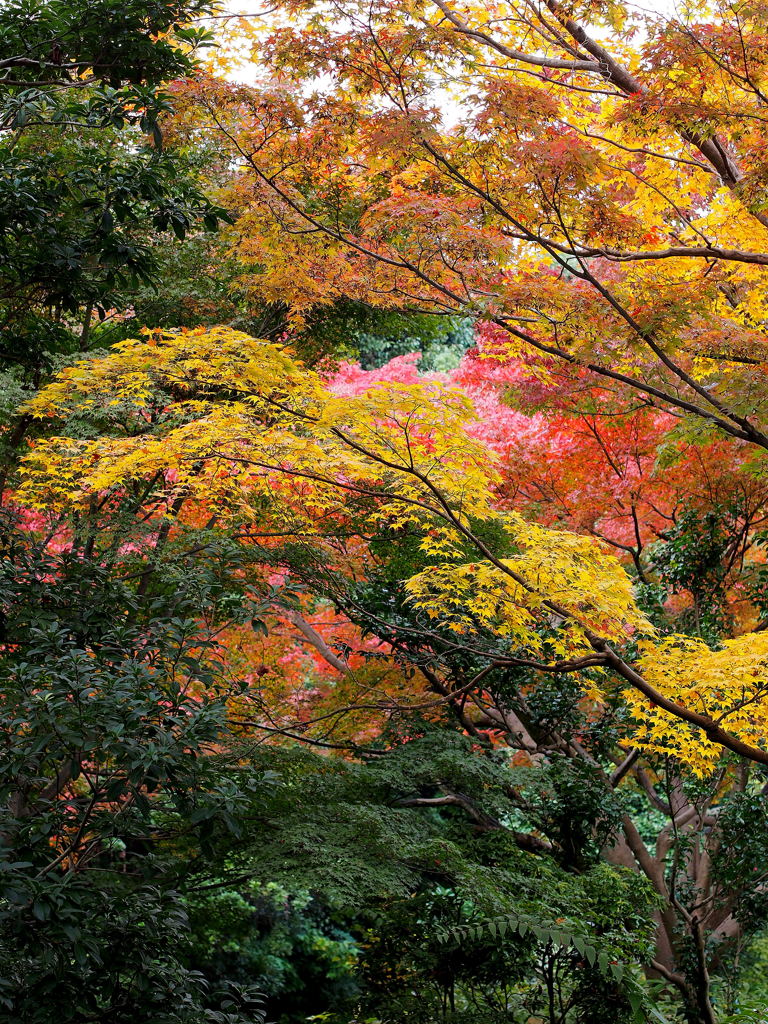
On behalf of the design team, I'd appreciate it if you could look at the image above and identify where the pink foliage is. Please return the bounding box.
[328,352,441,396]
[326,323,753,557]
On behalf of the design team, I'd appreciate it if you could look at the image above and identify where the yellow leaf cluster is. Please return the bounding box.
[405,512,651,656]
[627,633,768,775]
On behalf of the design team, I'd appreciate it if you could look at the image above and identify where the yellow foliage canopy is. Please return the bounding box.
[628,634,768,776]
[18,327,768,770]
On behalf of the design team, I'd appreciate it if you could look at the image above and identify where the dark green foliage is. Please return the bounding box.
[0,511,267,1021]
[1,884,264,1024]
[191,735,659,1023]
[508,754,625,870]
[428,865,659,1024]
[295,298,473,369]
[0,0,229,369]
[0,1,216,94]
[187,883,358,1024]
[712,785,768,934]
[650,506,735,641]
[87,235,246,346]
[0,139,227,344]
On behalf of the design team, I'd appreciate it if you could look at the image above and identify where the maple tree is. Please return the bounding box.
[175,0,768,449]
[447,326,768,647]
[17,323,768,1018]
[23,324,768,772]
[157,0,768,780]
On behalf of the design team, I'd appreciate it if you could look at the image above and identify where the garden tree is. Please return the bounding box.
[185,879,359,1024]
[0,0,230,371]
[183,737,661,1024]
[16,324,768,1021]
[172,0,768,448]
[0,504,271,1021]
[446,329,768,639]
[0,123,229,369]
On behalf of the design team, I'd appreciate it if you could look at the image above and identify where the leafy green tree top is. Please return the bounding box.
[0,0,229,369]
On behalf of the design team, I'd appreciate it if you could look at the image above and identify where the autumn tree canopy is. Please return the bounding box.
[9,1,768,1021]
[178,0,768,445]
[18,324,768,777]
[166,0,768,772]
